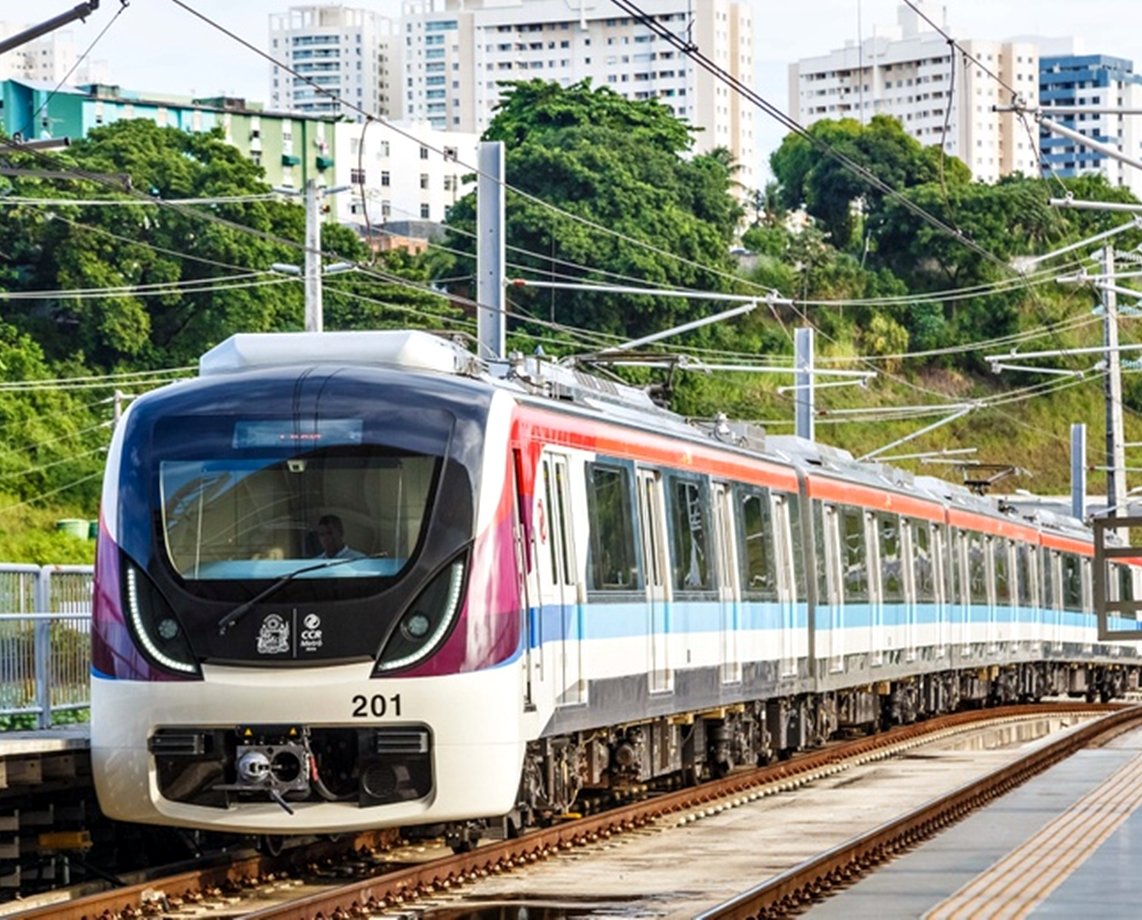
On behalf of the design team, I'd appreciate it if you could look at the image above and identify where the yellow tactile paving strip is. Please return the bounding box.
[925,749,1142,919]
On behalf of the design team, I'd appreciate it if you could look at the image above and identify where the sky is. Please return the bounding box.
[59,0,1142,170]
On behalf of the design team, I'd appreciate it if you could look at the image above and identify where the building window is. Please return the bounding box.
[420,145,429,159]
[381,171,390,186]
[420,203,431,219]
[351,167,366,184]
[420,173,429,189]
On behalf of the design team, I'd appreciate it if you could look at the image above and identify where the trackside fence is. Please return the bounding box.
[0,565,93,730]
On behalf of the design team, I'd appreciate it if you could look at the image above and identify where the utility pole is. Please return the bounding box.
[795,327,814,441]
[1103,246,1128,519]
[477,141,506,362]
[304,178,322,333]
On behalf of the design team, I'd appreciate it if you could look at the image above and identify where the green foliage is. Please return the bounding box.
[436,80,744,341]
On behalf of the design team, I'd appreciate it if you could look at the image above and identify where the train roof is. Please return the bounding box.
[196,331,1094,539]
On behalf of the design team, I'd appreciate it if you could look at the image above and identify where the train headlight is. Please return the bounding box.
[374,553,466,673]
[123,561,200,677]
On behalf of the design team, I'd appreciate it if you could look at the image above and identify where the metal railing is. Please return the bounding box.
[0,565,92,730]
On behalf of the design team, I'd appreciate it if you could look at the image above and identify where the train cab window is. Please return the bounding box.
[993,538,1011,605]
[1062,553,1082,611]
[739,488,776,599]
[159,419,443,582]
[878,513,903,603]
[667,476,710,591]
[841,506,867,603]
[585,464,639,591]
[912,519,936,604]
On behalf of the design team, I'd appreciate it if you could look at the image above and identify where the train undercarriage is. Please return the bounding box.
[496,658,1137,842]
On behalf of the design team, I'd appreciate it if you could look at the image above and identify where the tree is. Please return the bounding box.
[435,80,744,343]
[769,116,970,250]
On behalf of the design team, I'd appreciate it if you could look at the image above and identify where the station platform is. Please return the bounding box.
[811,725,1142,918]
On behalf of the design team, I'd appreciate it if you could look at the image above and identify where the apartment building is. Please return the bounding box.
[331,119,479,228]
[271,1,757,193]
[0,21,107,98]
[0,80,338,191]
[1039,49,1142,197]
[788,2,1040,182]
[268,5,388,122]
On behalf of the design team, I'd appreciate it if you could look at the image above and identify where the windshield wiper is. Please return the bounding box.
[217,555,376,636]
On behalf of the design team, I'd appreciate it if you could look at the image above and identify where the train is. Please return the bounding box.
[91,329,1142,843]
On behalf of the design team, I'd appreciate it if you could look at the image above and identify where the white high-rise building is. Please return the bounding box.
[787,2,1040,183]
[0,22,108,86]
[271,1,757,193]
[399,0,756,190]
[268,6,388,122]
[332,119,479,229]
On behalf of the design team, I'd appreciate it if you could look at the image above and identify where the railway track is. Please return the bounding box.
[19,702,1134,920]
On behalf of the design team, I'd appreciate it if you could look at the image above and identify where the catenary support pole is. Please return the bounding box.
[795,327,814,441]
[304,178,322,333]
[1104,247,1127,518]
[477,141,506,362]
[1072,423,1087,521]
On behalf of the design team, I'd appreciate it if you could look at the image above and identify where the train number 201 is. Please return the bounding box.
[351,693,402,718]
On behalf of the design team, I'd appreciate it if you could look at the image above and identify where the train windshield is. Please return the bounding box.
[157,413,447,582]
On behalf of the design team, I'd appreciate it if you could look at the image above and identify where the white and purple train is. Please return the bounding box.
[91,330,1142,840]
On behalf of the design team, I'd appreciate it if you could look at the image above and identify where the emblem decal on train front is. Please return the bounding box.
[257,614,290,654]
[300,613,323,652]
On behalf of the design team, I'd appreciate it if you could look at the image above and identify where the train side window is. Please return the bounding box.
[878,513,903,603]
[1015,542,1034,608]
[786,494,808,603]
[1062,552,1082,611]
[968,533,987,605]
[993,538,1011,605]
[812,500,830,602]
[841,505,867,602]
[585,463,639,591]
[667,476,711,591]
[950,527,965,605]
[912,519,936,604]
[739,488,776,599]
[1041,549,1057,610]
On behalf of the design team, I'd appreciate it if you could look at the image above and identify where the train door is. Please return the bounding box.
[540,454,584,706]
[900,520,917,662]
[819,503,845,672]
[952,529,970,659]
[866,511,885,666]
[772,493,799,677]
[1042,548,1062,651]
[513,449,540,708]
[931,523,949,660]
[712,482,741,684]
[636,469,672,694]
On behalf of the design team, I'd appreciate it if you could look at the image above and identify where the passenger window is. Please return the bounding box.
[912,519,936,604]
[786,494,808,602]
[585,464,639,591]
[842,506,867,602]
[994,538,1010,604]
[968,534,987,605]
[878,513,903,603]
[1062,553,1082,611]
[1042,549,1057,609]
[667,477,710,591]
[740,489,776,599]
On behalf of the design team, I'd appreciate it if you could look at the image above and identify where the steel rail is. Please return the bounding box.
[230,703,1123,920]
[697,704,1142,920]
